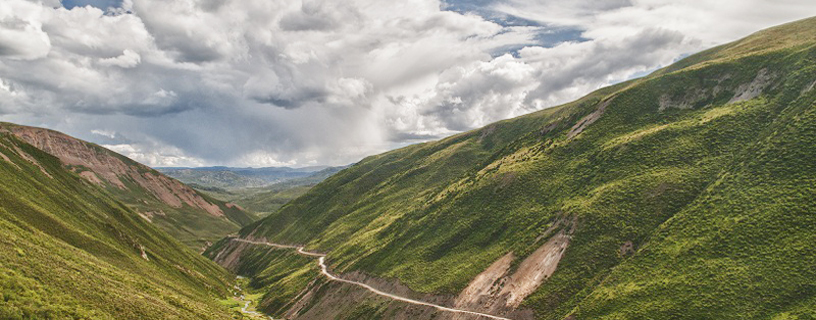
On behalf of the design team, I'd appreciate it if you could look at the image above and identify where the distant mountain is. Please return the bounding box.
[172,166,349,218]
[156,165,335,190]
[207,16,816,320]
[0,130,236,319]
[230,166,349,216]
[0,123,255,249]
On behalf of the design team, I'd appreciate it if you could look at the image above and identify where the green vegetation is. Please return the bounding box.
[219,277,272,319]
[0,122,257,249]
[114,181,256,249]
[157,168,270,189]
[206,239,319,317]
[235,185,313,217]
[194,166,347,218]
[0,134,238,319]
[157,166,343,190]
[221,16,816,319]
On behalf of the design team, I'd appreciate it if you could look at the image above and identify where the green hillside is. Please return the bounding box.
[0,123,256,249]
[211,17,816,319]
[0,133,240,319]
[226,166,348,217]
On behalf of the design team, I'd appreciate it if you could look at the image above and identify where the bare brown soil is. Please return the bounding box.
[453,216,576,317]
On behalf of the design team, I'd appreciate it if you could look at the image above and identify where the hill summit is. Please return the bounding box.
[0,123,255,249]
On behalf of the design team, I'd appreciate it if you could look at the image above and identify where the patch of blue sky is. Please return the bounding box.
[61,0,123,10]
[443,0,588,57]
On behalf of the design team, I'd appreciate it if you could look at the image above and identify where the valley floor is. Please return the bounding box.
[231,238,513,320]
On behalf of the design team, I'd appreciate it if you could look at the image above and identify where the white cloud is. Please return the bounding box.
[0,0,815,167]
[98,49,141,68]
[0,0,51,60]
[103,143,206,167]
[91,129,116,138]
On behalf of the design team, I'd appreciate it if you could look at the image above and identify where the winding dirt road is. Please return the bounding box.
[231,238,512,320]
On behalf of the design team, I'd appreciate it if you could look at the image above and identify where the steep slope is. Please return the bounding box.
[0,132,237,319]
[0,123,255,249]
[208,16,816,320]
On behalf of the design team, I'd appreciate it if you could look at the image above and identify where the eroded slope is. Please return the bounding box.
[0,133,236,319]
[0,123,255,248]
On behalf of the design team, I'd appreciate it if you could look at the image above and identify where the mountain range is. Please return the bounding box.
[0,123,256,250]
[156,166,337,190]
[206,16,816,320]
[1,15,815,320]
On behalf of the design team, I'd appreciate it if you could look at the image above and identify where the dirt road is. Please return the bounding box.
[231,238,512,320]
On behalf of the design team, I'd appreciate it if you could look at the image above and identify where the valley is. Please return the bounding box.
[0,6,815,320]
[230,238,512,320]
[204,16,816,320]
[160,166,347,218]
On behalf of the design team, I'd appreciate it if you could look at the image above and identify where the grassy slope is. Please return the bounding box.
[0,122,257,249]
[117,181,256,248]
[94,151,258,248]
[195,167,347,218]
[0,134,239,319]
[235,185,313,217]
[229,17,816,319]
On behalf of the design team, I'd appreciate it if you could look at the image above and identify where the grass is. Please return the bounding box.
[205,240,320,318]
[218,16,816,320]
[0,134,239,319]
[0,122,258,250]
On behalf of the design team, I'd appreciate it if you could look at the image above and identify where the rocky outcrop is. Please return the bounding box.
[452,216,576,318]
[567,98,613,139]
[209,238,255,271]
[208,237,532,320]
[729,68,774,103]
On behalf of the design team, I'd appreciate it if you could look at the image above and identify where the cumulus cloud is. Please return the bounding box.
[0,1,51,60]
[98,49,141,68]
[0,0,814,167]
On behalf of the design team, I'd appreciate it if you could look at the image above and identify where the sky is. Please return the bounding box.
[1,0,815,167]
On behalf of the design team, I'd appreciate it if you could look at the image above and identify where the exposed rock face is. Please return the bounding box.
[209,238,255,271]
[0,124,224,217]
[567,98,613,139]
[658,74,732,111]
[209,238,532,320]
[280,268,533,320]
[805,79,816,93]
[620,241,635,256]
[2,141,53,178]
[453,253,515,313]
[659,88,707,110]
[729,68,774,103]
[209,224,567,320]
[453,217,576,318]
[0,149,10,163]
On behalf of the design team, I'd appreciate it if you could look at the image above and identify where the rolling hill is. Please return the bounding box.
[164,165,349,218]
[207,16,816,320]
[0,123,256,249]
[0,131,238,319]
[156,166,335,190]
